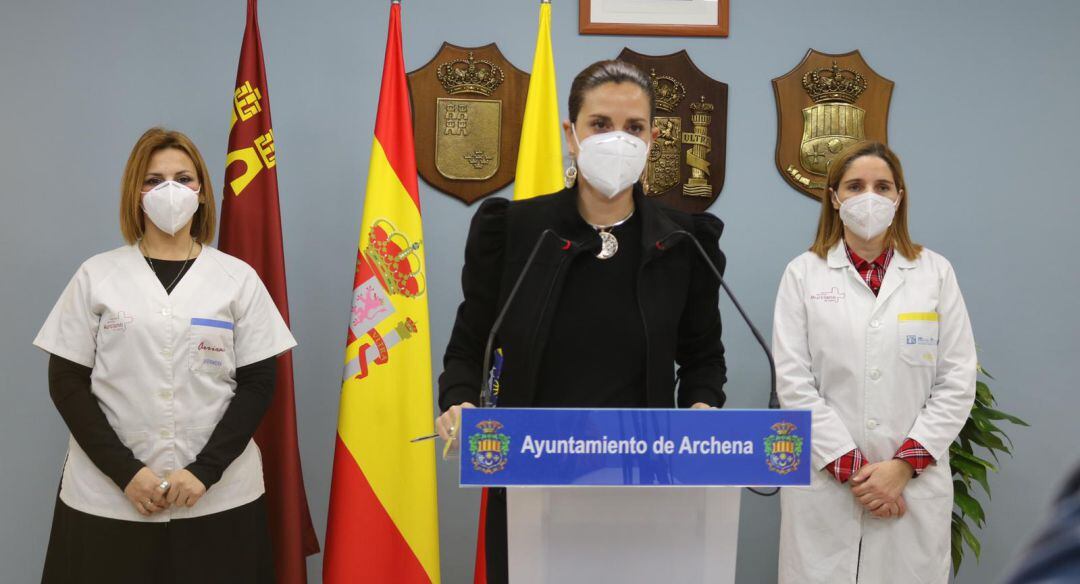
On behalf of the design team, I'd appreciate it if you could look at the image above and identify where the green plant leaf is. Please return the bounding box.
[951,457,991,496]
[965,430,1008,456]
[978,407,1029,427]
[954,490,986,527]
[971,414,1004,436]
[956,514,982,559]
[951,352,1025,576]
[952,521,964,577]
[952,448,998,472]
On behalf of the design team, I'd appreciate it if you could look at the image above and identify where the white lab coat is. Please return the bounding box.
[34,245,296,522]
[772,242,976,584]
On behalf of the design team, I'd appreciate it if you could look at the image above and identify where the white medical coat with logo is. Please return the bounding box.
[772,242,976,584]
[34,245,297,522]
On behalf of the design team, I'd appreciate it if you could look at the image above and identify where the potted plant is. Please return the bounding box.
[950,365,1029,575]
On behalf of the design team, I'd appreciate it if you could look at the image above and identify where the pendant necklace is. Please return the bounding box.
[588,208,635,260]
[141,238,195,294]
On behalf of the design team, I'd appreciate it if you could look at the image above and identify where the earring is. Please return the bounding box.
[564,159,578,189]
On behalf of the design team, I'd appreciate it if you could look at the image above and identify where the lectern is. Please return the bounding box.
[460,408,811,584]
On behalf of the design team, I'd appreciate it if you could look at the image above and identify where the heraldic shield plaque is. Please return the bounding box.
[773,49,893,200]
[408,43,529,205]
[616,48,727,214]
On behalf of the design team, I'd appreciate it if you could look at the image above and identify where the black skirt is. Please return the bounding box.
[42,494,274,584]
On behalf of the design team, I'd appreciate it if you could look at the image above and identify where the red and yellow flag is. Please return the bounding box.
[219,1,320,582]
[323,3,440,583]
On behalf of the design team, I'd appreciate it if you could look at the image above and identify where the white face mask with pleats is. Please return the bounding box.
[835,191,899,240]
[572,124,649,199]
[141,181,200,236]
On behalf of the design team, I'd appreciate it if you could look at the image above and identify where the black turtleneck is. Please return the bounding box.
[533,211,647,407]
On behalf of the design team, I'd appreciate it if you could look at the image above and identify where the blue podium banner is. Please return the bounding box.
[459,408,811,487]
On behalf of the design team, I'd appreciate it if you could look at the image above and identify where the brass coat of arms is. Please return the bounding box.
[773,49,893,200]
[408,43,529,205]
[617,49,728,214]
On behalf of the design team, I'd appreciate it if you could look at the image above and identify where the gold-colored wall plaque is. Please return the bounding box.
[435,98,501,181]
[617,48,727,214]
[408,43,529,205]
[773,50,893,200]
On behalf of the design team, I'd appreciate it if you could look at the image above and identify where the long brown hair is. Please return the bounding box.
[809,140,922,260]
[119,128,216,244]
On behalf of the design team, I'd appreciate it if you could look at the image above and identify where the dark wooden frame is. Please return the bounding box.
[579,0,729,37]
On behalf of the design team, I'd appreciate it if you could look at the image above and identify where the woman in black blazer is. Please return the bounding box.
[435,59,728,583]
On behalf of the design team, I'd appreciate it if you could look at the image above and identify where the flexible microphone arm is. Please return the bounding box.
[480,228,567,408]
[664,230,780,410]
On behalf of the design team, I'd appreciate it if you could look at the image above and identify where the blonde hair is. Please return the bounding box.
[809,140,922,260]
[119,127,216,244]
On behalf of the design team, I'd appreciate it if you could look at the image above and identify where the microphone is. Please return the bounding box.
[411,228,571,444]
[660,230,780,410]
[479,228,572,408]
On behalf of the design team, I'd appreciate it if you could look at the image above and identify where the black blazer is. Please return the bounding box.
[438,184,727,410]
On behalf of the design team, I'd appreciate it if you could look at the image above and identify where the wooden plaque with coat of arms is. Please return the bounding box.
[773,49,893,200]
[616,49,727,214]
[408,43,529,205]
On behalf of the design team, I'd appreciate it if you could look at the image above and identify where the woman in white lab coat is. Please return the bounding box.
[772,141,976,583]
[34,128,296,583]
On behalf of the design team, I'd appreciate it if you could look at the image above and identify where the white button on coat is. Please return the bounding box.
[772,242,976,584]
[34,245,296,522]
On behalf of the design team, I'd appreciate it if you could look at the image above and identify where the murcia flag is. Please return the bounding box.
[219,1,320,582]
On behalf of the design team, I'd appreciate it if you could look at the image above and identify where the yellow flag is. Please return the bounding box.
[513,1,564,200]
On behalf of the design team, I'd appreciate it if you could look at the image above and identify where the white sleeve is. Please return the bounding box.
[772,262,858,470]
[907,260,977,460]
[34,265,99,368]
[232,271,297,367]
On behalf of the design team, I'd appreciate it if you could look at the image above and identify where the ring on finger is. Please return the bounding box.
[159,480,170,491]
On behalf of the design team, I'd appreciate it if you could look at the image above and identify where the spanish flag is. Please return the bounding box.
[513,0,564,200]
[323,3,440,583]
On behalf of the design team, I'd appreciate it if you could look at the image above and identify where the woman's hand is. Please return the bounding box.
[435,402,476,443]
[690,402,714,409]
[165,469,207,508]
[869,495,907,519]
[124,466,169,516]
[850,459,913,512]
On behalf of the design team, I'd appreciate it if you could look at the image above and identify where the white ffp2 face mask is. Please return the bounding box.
[572,125,649,199]
[836,191,899,240]
[141,181,200,236]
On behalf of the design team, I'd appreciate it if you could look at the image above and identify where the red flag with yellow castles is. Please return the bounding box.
[323,2,440,582]
[219,1,320,582]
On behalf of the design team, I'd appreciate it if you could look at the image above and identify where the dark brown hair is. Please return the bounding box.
[810,140,922,260]
[568,60,654,122]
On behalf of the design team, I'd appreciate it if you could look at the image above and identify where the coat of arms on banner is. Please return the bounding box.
[408,43,529,204]
[616,48,727,214]
[470,420,511,474]
[773,49,893,200]
[765,422,803,475]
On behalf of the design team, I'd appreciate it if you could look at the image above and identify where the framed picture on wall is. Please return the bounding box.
[579,0,729,37]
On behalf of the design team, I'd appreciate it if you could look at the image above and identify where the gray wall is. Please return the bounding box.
[2,0,1077,582]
